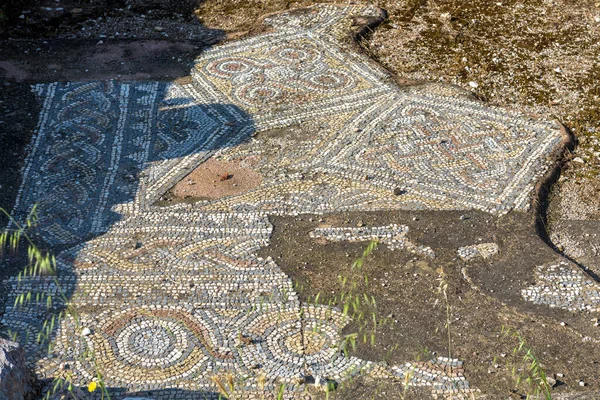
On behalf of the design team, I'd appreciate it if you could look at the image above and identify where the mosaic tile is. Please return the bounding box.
[390,357,476,395]
[11,82,252,246]
[310,224,435,258]
[0,3,568,398]
[457,243,499,261]
[522,260,600,312]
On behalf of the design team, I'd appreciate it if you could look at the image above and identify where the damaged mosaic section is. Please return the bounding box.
[457,243,499,261]
[522,260,600,312]
[389,358,474,395]
[3,208,469,397]
[1,2,570,398]
[309,224,435,258]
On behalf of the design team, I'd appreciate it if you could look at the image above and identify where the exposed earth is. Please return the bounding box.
[0,1,599,400]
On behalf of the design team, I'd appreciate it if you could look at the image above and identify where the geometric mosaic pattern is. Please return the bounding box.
[191,6,392,129]
[2,208,469,397]
[2,3,565,398]
[187,4,564,216]
[11,82,252,246]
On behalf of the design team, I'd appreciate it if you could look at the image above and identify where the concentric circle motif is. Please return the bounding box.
[117,320,185,368]
[303,70,354,91]
[241,306,349,381]
[205,57,258,79]
[285,330,326,356]
[273,45,319,63]
[234,82,287,106]
[87,308,231,386]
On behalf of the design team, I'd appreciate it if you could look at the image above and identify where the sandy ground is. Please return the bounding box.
[170,157,263,200]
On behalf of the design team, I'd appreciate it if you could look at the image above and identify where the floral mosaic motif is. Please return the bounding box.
[522,260,600,312]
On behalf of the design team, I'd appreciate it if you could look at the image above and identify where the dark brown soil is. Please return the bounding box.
[259,210,600,398]
[0,0,207,39]
[0,39,216,83]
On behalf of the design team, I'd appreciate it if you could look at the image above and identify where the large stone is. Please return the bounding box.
[0,338,33,400]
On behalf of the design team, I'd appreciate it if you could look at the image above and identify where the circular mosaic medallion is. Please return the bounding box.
[273,45,319,64]
[235,82,287,106]
[241,306,348,381]
[205,57,259,78]
[303,70,354,91]
[86,307,231,386]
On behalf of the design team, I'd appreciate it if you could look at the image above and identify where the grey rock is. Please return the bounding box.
[0,338,34,400]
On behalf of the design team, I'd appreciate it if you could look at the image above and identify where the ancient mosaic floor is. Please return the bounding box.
[0,3,575,399]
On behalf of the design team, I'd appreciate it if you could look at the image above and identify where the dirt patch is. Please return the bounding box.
[551,177,600,222]
[1,0,215,40]
[0,82,38,224]
[550,219,600,279]
[259,210,600,398]
[170,157,262,200]
[0,39,214,82]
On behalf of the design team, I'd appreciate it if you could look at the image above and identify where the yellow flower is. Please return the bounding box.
[87,381,97,392]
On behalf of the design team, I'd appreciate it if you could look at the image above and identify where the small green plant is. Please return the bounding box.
[335,240,388,351]
[304,240,407,398]
[212,374,237,399]
[434,266,480,399]
[276,383,285,400]
[1,206,110,399]
[501,326,552,400]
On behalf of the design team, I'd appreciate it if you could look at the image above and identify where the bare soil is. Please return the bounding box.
[0,0,214,40]
[170,157,263,200]
[259,211,600,398]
